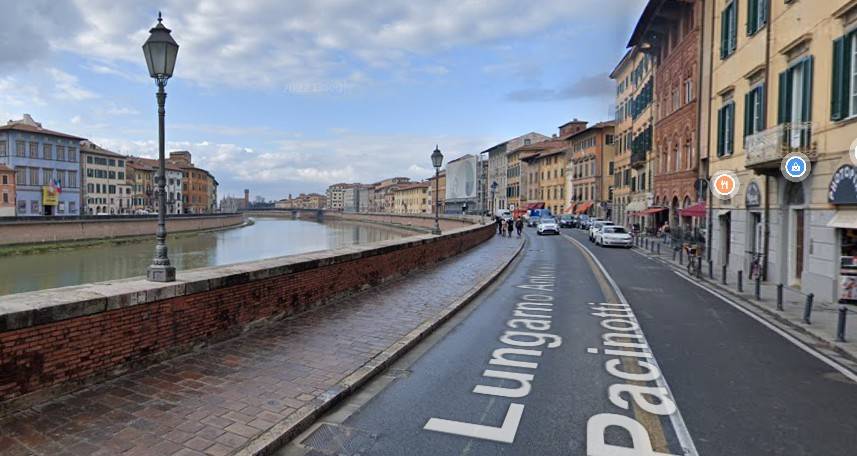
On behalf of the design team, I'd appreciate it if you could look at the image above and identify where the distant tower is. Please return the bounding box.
[243,189,249,207]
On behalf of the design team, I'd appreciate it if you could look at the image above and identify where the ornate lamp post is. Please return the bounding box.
[142,12,179,282]
[431,145,444,235]
[490,181,498,216]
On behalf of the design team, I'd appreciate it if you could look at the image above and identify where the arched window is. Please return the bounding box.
[673,142,680,172]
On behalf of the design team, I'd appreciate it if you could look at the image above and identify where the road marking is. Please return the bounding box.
[563,233,700,456]
[672,270,857,384]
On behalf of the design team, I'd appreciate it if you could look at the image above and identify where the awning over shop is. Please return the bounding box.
[640,207,667,216]
[576,202,593,214]
[680,202,707,218]
[564,204,576,214]
[717,209,731,217]
[525,202,545,210]
[827,210,857,229]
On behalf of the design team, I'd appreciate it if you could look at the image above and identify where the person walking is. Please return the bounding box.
[496,216,502,236]
[507,218,514,238]
[515,217,523,238]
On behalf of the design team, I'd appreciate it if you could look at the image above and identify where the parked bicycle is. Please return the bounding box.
[684,242,703,278]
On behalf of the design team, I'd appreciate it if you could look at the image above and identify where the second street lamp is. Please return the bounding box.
[142,12,179,282]
[431,145,443,235]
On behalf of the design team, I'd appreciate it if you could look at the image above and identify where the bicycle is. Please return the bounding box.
[684,242,702,278]
[749,252,764,280]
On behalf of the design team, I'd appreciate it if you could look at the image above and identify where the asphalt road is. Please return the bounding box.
[281,228,857,456]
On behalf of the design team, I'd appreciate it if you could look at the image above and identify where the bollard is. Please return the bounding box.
[837,306,848,342]
[721,265,727,285]
[672,249,676,261]
[803,293,814,324]
[776,284,783,311]
[708,259,714,279]
[697,256,703,279]
[656,243,660,255]
[754,275,761,300]
[737,270,743,293]
[678,248,684,265]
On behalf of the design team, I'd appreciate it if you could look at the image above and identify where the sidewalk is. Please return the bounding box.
[632,235,857,371]
[0,236,523,456]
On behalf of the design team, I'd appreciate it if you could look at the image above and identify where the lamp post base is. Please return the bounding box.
[432,228,442,235]
[147,264,176,282]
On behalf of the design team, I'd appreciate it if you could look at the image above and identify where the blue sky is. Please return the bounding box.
[0,0,647,200]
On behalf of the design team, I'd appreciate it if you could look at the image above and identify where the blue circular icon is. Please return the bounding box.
[785,157,806,178]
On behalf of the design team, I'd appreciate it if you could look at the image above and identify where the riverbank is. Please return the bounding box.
[0,213,245,248]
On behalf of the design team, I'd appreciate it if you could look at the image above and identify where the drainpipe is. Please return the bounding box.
[762,0,773,281]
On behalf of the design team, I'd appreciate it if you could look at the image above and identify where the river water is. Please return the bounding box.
[0,217,411,296]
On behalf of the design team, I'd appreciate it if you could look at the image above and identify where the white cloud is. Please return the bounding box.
[49,68,97,101]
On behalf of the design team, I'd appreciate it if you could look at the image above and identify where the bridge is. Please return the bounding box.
[241,206,325,221]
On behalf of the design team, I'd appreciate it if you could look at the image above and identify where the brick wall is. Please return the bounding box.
[0,223,493,406]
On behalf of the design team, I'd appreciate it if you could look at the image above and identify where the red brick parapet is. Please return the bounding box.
[0,223,494,408]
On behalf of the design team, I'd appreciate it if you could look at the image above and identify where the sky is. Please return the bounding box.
[0,0,647,201]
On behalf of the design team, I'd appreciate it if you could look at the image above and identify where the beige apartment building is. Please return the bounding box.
[705,0,857,304]
[80,141,131,215]
[393,182,429,214]
[620,51,656,231]
[611,49,637,226]
[427,170,446,215]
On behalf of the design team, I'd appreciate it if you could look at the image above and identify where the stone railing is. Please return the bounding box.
[745,122,816,168]
[0,222,494,409]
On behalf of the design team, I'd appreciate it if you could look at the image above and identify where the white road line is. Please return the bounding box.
[564,234,700,456]
[672,270,857,384]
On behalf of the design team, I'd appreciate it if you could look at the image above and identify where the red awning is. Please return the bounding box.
[640,207,668,216]
[680,202,707,218]
[576,202,594,214]
[565,204,576,214]
[525,202,545,210]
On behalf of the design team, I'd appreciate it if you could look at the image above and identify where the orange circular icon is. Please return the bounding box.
[714,175,735,195]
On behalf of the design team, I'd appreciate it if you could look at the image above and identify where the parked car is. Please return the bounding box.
[536,217,559,235]
[579,215,596,230]
[559,214,575,228]
[595,225,633,248]
[589,220,614,242]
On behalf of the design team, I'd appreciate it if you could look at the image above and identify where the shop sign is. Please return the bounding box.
[829,165,857,205]
[745,181,761,208]
[42,186,58,206]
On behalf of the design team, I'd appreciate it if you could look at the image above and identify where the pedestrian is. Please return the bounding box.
[507,218,514,238]
[496,216,502,236]
[515,217,523,237]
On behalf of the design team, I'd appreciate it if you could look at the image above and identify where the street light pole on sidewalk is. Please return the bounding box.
[431,145,443,235]
[143,12,179,282]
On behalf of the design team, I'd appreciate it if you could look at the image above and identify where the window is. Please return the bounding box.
[56,146,65,161]
[68,171,77,188]
[42,143,52,160]
[29,167,39,186]
[744,84,766,137]
[717,101,736,156]
[69,202,76,214]
[68,148,77,162]
[747,0,767,36]
[2,192,7,203]
[832,33,857,121]
[16,141,24,157]
[31,200,39,214]
[0,140,6,156]
[684,79,694,104]
[87,156,93,164]
[29,142,38,158]
[720,1,738,59]
[1,175,6,184]
[43,168,53,184]
[18,200,26,213]
[778,57,813,148]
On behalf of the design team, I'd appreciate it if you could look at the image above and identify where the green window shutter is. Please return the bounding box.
[760,0,767,27]
[832,36,845,121]
[728,103,736,154]
[716,107,724,157]
[802,56,814,122]
[744,91,752,137]
[720,9,728,59]
[758,85,767,131]
[730,2,738,52]
[747,0,757,35]
[777,71,791,124]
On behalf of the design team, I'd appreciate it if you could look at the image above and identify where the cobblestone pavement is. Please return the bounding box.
[0,236,522,456]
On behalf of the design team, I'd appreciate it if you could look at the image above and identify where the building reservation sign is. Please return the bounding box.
[42,186,58,206]
[829,165,857,205]
[745,181,761,208]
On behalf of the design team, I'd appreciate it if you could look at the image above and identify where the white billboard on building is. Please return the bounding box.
[445,154,477,201]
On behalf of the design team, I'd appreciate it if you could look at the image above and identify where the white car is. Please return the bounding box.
[595,225,633,248]
[589,220,614,242]
[537,217,559,235]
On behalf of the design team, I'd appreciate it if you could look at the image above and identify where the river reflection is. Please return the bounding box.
[0,217,410,296]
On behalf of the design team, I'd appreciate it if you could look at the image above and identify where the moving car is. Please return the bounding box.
[527,216,541,227]
[536,217,560,235]
[559,214,575,228]
[578,215,593,230]
[595,225,633,248]
[495,209,512,221]
[589,220,614,242]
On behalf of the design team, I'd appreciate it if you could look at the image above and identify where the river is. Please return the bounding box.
[0,217,411,296]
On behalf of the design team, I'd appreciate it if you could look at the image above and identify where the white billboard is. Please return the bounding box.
[446,155,477,200]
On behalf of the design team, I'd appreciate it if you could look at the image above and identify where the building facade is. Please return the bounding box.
[622,51,657,231]
[168,151,214,214]
[0,115,82,216]
[326,183,348,211]
[426,170,446,215]
[567,121,616,219]
[80,141,131,215]
[370,177,410,212]
[0,165,15,217]
[393,182,429,214]
[611,49,637,227]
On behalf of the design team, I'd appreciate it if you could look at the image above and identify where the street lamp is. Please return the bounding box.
[143,12,179,282]
[490,181,498,216]
[431,145,444,235]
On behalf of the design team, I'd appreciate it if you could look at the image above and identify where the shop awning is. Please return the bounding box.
[525,202,545,210]
[680,202,707,218]
[576,202,594,214]
[827,210,857,229]
[564,204,576,214]
[640,207,667,216]
[717,209,731,217]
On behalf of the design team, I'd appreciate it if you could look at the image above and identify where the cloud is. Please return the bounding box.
[506,72,614,102]
[0,1,84,71]
[49,68,97,101]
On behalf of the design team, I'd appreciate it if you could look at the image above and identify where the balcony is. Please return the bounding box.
[630,149,647,169]
[745,122,817,171]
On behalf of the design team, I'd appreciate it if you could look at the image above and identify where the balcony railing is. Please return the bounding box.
[630,149,647,168]
[744,122,816,169]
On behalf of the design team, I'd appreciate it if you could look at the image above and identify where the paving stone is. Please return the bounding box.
[0,237,518,455]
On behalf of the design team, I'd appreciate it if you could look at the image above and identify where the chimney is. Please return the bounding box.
[244,189,249,204]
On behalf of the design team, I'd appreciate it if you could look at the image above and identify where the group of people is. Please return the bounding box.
[496,216,523,238]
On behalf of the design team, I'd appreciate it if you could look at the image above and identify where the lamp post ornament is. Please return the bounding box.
[431,145,444,235]
[143,12,179,282]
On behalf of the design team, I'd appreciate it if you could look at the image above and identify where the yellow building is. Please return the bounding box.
[611,49,637,227]
[705,0,857,304]
[393,182,429,214]
[620,51,656,231]
[520,141,569,216]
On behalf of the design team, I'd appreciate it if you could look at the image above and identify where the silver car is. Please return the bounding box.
[537,217,559,235]
[595,225,633,248]
[588,220,614,242]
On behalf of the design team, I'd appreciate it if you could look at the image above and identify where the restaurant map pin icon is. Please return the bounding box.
[710,170,740,200]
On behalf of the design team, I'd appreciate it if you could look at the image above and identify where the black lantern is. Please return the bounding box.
[142,12,179,82]
[431,145,444,170]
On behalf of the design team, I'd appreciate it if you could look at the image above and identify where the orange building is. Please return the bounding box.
[168,151,217,214]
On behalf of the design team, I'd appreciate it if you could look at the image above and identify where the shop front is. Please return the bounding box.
[827,165,857,304]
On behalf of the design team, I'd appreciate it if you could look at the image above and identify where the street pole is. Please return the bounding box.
[147,81,176,282]
[432,167,441,235]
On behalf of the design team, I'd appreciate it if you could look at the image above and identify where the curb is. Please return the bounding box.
[632,244,857,369]
[234,236,527,456]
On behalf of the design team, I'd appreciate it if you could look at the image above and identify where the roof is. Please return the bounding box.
[628,0,668,48]
[79,140,126,159]
[447,154,476,164]
[609,48,636,79]
[0,115,85,141]
[129,156,183,172]
[0,164,13,172]
[394,182,429,191]
[567,120,616,141]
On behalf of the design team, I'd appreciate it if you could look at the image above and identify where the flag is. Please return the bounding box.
[51,178,62,194]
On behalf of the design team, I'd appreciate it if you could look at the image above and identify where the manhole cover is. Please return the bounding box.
[301,423,377,455]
